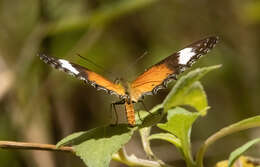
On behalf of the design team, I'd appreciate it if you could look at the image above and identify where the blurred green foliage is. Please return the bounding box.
[0,0,260,166]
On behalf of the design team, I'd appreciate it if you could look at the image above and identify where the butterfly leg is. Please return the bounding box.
[139,101,152,114]
[134,101,151,124]
[111,99,125,125]
[137,109,143,122]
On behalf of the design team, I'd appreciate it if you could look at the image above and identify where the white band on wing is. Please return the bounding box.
[178,47,196,65]
[58,59,80,75]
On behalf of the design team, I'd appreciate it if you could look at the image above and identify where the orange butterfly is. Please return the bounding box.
[39,36,219,126]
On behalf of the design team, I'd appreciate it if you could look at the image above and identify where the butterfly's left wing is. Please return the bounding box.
[130,36,219,102]
[38,54,126,98]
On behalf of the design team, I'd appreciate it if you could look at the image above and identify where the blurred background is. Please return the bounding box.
[0,0,260,166]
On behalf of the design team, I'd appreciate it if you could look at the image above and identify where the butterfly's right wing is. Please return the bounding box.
[38,54,126,98]
[130,36,219,102]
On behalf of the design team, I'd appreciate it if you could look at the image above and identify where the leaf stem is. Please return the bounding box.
[196,117,260,167]
[140,127,155,159]
[139,127,167,166]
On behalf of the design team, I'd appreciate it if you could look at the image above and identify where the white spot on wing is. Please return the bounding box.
[178,47,196,65]
[58,59,80,75]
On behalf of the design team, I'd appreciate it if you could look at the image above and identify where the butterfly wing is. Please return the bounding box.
[130,36,219,102]
[38,54,126,98]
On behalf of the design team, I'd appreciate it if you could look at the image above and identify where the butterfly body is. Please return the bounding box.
[38,36,219,126]
[124,98,135,125]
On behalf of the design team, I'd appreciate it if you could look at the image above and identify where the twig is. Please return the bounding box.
[0,141,74,153]
[0,140,168,166]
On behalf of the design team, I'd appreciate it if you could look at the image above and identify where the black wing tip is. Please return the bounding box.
[37,53,46,57]
[37,53,50,61]
[207,35,220,44]
[209,35,220,39]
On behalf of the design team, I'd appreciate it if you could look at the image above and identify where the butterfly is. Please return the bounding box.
[38,36,219,126]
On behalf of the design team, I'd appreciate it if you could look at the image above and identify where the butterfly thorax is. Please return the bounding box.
[116,78,131,98]
[116,77,140,103]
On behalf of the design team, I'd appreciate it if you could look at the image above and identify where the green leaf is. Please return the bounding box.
[163,65,221,113]
[196,115,260,167]
[137,104,164,127]
[148,133,181,148]
[181,81,209,115]
[57,124,135,167]
[56,131,85,148]
[228,138,260,167]
[157,107,200,166]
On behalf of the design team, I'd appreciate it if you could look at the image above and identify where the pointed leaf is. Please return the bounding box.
[163,65,221,112]
[137,104,164,127]
[157,107,200,166]
[57,124,135,167]
[180,81,209,115]
[228,138,260,167]
[148,133,181,148]
[57,131,85,148]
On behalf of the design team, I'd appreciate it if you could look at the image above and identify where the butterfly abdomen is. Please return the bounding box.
[125,100,135,126]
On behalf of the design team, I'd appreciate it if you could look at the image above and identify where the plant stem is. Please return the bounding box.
[0,141,74,152]
[196,117,260,167]
[0,140,167,167]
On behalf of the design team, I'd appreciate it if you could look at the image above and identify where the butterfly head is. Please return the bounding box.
[114,77,131,96]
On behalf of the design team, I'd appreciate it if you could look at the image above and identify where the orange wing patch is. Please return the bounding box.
[86,71,125,96]
[130,63,174,102]
[38,54,126,98]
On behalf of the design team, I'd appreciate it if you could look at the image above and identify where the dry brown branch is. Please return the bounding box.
[0,141,74,153]
[0,140,172,167]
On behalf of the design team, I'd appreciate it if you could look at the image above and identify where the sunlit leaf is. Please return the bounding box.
[180,81,209,115]
[163,65,221,113]
[157,107,200,166]
[57,124,135,167]
[228,138,260,167]
[148,133,181,148]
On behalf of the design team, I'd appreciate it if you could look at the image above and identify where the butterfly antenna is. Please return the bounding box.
[133,51,148,66]
[125,51,148,73]
[76,54,113,75]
